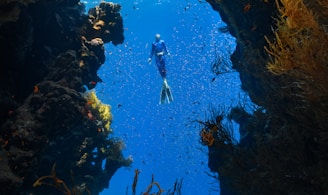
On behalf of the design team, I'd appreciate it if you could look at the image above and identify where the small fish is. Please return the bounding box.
[218,26,229,33]
[184,4,191,11]
[55,13,63,28]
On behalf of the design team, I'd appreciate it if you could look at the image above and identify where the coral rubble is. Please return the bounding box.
[204,0,328,194]
[0,0,131,194]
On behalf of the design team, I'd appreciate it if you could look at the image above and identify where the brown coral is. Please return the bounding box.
[264,0,327,76]
[200,128,215,146]
[33,163,91,195]
[92,20,105,30]
[264,0,328,125]
[85,2,124,45]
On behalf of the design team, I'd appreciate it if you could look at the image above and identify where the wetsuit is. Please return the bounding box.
[149,40,169,78]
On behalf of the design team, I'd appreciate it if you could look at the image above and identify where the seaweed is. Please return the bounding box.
[210,46,234,75]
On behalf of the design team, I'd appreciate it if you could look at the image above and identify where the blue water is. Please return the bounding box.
[84,0,247,194]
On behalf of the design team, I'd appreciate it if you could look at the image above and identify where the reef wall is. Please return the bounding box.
[204,0,328,194]
[0,0,131,194]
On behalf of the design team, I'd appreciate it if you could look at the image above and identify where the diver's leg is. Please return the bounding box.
[162,57,174,103]
[156,57,167,104]
[161,58,173,102]
[159,56,167,79]
[157,57,173,104]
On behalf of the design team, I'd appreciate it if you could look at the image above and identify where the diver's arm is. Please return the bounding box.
[148,43,155,63]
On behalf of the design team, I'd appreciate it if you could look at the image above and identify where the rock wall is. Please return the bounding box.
[0,1,131,194]
[204,0,328,194]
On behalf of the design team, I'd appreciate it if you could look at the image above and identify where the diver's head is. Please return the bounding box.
[155,33,161,41]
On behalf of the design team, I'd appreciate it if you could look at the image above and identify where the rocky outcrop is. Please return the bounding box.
[0,1,131,194]
[204,0,328,194]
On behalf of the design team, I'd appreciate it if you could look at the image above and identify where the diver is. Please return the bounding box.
[148,34,173,104]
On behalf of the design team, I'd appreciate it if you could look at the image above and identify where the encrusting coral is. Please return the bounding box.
[85,2,124,45]
[84,90,112,132]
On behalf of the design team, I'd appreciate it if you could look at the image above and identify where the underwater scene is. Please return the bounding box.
[91,1,242,194]
[0,0,327,195]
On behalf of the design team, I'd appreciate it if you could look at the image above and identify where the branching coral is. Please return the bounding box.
[142,174,164,195]
[84,90,112,132]
[131,171,182,195]
[211,45,234,75]
[132,169,140,195]
[198,112,233,147]
[264,0,328,119]
[166,178,183,195]
[264,0,328,80]
[200,125,217,146]
[143,181,164,195]
[33,163,91,195]
[33,163,72,194]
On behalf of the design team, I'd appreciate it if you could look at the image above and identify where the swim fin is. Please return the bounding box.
[166,84,173,103]
[160,85,167,104]
[159,79,173,104]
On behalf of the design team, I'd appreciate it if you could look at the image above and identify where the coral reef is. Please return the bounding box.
[84,90,112,132]
[204,0,328,194]
[84,2,124,45]
[264,0,328,125]
[198,113,233,148]
[0,0,130,194]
